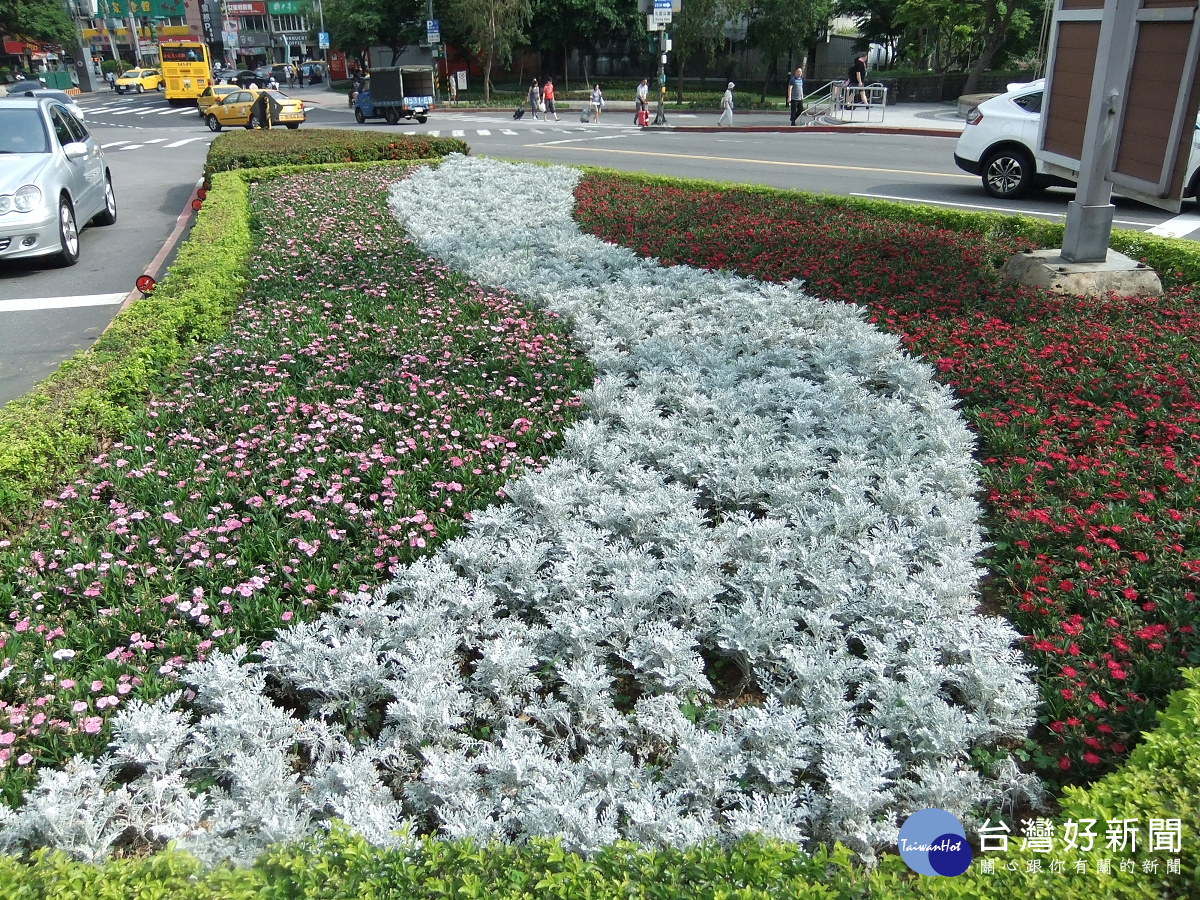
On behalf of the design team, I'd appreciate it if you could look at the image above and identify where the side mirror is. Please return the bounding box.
[63,142,88,161]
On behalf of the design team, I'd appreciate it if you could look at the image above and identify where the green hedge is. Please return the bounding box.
[203,130,470,181]
[3,666,1198,900]
[0,171,251,536]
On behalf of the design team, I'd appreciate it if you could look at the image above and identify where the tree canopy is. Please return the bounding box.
[0,0,75,50]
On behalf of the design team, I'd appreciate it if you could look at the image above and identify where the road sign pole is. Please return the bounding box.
[1060,0,1137,263]
[654,28,666,125]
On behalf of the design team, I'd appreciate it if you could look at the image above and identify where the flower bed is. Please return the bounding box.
[570,173,1200,783]
[0,166,590,804]
[0,158,1038,864]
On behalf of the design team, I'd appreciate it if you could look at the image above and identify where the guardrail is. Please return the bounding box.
[797,80,888,124]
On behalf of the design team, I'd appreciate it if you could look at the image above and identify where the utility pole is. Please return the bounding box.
[66,0,100,92]
[646,0,675,126]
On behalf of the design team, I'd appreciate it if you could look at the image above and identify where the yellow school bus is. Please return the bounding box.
[159,40,210,101]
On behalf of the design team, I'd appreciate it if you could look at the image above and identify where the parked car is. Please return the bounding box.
[0,96,117,266]
[227,70,262,89]
[254,65,273,81]
[3,86,85,120]
[212,67,239,84]
[954,78,1200,201]
[115,67,164,94]
[197,84,238,118]
[204,88,306,131]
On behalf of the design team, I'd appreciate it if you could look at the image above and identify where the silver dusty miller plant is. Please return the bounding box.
[0,157,1040,865]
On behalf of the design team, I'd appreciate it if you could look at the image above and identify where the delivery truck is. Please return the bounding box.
[353,66,435,125]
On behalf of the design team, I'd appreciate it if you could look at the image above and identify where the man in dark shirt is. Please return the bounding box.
[849,53,868,107]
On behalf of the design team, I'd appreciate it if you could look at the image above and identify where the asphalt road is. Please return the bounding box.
[0,92,213,406]
[4,89,1198,409]
[302,104,1196,235]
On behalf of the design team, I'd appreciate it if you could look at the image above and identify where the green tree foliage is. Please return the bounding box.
[745,0,831,99]
[670,0,746,102]
[445,0,531,101]
[527,0,635,92]
[835,0,904,65]
[324,0,423,64]
[895,0,1036,91]
[0,0,75,49]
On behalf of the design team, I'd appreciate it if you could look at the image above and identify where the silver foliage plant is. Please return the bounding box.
[0,157,1039,865]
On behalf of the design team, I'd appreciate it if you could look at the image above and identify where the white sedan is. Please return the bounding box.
[0,96,117,266]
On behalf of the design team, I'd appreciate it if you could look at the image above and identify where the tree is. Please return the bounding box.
[527,0,634,92]
[836,0,904,68]
[671,0,741,103]
[0,0,75,49]
[892,0,1037,89]
[325,0,423,65]
[746,0,831,101]
[445,0,532,101]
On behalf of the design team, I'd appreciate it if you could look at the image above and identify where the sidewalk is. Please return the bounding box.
[431,99,967,137]
[299,86,966,138]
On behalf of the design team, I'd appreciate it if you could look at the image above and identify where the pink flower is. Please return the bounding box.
[16,753,32,766]
[281,611,293,621]
[72,701,88,713]
[0,733,14,746]
[82,717,102,734]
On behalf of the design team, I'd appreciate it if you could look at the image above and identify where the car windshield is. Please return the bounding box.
[0,109,50,154]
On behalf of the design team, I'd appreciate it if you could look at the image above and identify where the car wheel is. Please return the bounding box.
[286,123,299,129]
[384,108,399,125]
[157,82,163,91]
[982,147,1035,199]
[207,114,222,132]
[248,113,262,129]
[416,115,428,124]
[56,196,79,267]
[354,108,365,124]
[136,84,144,94]
[92,175,117,226]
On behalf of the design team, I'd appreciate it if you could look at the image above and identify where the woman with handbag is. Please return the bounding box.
[527,80,542,121]
[590,84,604,123]
[542,78,559,121]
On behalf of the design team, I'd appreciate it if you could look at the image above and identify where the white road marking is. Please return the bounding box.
[100,140,131,148]
[144,138,168,144]
[476,129,491,135]
[163,137,206,148]
[427,130,440,137]
[120,144,145,151]
[109,109,137,115]
[501,129,518,135]
[1146,211,1200,237]
[849,192,1146,227]
[0,293,128,312]
[158,108,182,114]
[451,129,465,137]
[135,108,163,116]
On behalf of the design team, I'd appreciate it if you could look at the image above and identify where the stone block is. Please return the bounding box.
[999,248,1162,298]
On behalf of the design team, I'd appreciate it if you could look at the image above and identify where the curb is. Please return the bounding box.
[116,180,203,315]
[660,125,963,138]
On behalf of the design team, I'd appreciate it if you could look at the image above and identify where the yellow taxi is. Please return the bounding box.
[115,68,164,94]
[204,88,306,131]
[196,84,238,119]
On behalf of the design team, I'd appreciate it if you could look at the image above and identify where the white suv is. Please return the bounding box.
[954,78,1200,201]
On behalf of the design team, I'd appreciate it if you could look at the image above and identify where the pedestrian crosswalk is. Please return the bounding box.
[100,137,211,153]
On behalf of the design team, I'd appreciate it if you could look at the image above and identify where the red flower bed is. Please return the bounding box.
[573,175,1200,783]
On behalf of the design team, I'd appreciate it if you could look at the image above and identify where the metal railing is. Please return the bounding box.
[797,80,888,124]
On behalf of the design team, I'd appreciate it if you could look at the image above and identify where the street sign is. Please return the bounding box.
[426,18,440,45]
[317,31,329,49]
[653,0,672,25]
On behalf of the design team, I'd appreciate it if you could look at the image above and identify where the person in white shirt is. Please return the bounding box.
[718,81,734,126]
[635,77,648,124]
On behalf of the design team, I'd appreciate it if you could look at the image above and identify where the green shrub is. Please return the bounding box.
[203,129,470,181]
[0,172,251,536]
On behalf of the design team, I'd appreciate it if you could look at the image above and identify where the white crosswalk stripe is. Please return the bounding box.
[100,140,131,148]
[501,129,518,135]
[109,109,137,115]
[157,108,183,114]
[163,137,207,148]
[144,138,168,144]
[476,129,491,135]
[451,129,465,137]
[119,144,145,151]
[427,130,440,137]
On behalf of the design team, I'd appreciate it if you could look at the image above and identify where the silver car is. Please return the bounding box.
[0,96,117,266]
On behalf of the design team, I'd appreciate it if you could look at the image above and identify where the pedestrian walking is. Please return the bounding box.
[528,79,542,120]
[718,81,734,126]
[590,83,604,122]
[787,66,805,126]
[448,72,457,105]
[848,53,869,107]
[105,70,115,91]
[288,64,297,88]
[542,78,559,120]
[634,77,648,124]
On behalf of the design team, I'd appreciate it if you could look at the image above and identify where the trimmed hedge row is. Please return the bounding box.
[0,172,251,537]
[1,665,1197,899]
[203,130,470,180]
[0,159,432,539]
